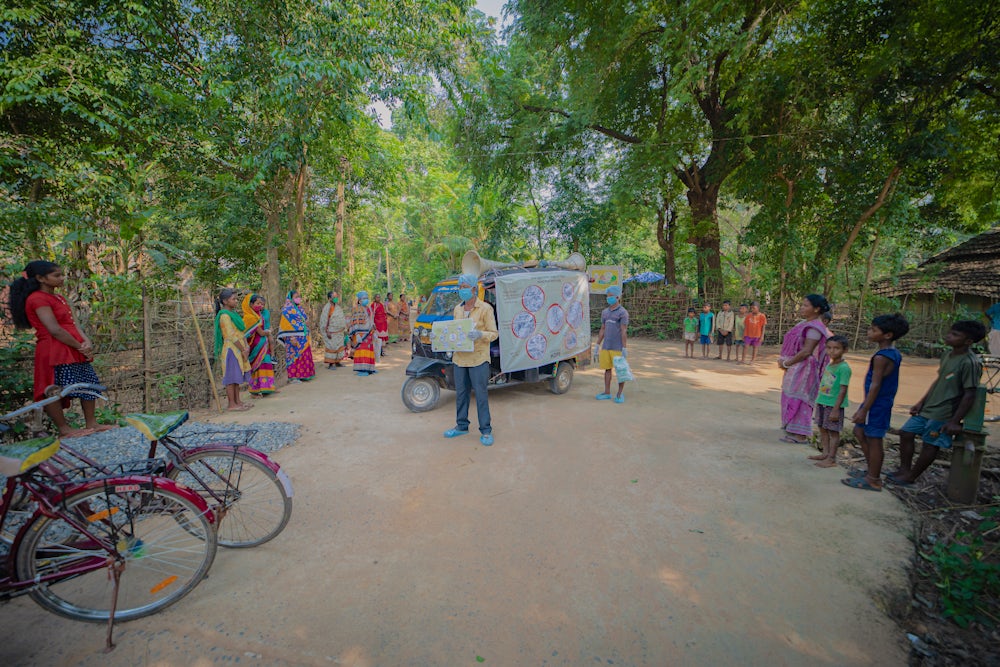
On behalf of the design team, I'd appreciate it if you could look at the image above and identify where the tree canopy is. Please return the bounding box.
[1,0,996,318]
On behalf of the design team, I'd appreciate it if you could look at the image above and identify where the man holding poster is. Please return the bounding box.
[444,274,499,446]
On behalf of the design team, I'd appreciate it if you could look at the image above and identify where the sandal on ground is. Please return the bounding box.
[595,393,612,400]
[614,395,625,404]
[841,477,881,492]
[480,434,494,446]
[848,469,869,478]
[779,435,807,444]
[884,474,915,488]
[444,428,469,438]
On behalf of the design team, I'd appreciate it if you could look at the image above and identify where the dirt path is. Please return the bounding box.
[2,340,942,666]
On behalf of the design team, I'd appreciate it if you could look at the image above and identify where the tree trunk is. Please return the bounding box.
[655,205,677,284]
[825,165,901,298]
[262,208,283,328]
[348,221,355,278]
[685,185,722,299]
[853,226,882,349]
[287,149,308,280]
[27,177,44,258]
[334,157,348,292]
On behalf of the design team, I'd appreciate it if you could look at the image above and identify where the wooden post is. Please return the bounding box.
[141,284,153,412]
[185,292,223,413]
[947,387,989,504]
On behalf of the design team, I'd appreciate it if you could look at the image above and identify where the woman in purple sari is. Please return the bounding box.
[777,294,831,443]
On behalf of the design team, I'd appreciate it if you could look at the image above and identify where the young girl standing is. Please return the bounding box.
[8,261,115,436]
[214,288,253,411]
[683,308,698,358]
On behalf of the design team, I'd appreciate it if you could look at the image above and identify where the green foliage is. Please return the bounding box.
[0,330,35,416]
[155,374,185,403]
[921,506,1000,628]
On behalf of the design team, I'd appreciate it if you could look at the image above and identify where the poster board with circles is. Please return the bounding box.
[430,318,475,352]
[494,270,591,373]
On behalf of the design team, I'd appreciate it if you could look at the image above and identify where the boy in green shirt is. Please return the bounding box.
[810,335,851,468]
[887,320,986,486]
[683,308,698,358]
[733,304,748,364]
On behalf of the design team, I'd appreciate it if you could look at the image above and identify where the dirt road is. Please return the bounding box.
[3,340,939,666]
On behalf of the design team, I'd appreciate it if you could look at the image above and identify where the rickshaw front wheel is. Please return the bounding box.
[549,361,574,395]
[402,376,442,412]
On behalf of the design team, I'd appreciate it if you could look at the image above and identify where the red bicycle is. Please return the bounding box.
[0,386,217,650]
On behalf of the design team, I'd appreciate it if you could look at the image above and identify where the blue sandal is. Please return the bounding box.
[596,393,612,400]
[841,477,882,492]
[444,428,469,438]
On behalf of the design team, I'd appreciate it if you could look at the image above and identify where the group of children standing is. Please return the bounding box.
[810,314,987,493]
[683,301,768,364]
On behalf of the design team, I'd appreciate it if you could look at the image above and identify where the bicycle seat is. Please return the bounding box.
[0,436,60,477]
[125,411,189,441]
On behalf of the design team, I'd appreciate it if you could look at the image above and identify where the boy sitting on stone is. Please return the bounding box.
[887,320,986,486]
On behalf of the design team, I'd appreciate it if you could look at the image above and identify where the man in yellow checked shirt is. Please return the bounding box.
[443,274,499,446]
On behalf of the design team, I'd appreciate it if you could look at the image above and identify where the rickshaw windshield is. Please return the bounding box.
[425,286,463,317]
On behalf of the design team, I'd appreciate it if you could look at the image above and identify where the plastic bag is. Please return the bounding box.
[613,354,634,383]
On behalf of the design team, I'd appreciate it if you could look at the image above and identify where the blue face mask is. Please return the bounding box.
[361,299,369,307]
[607,296,618,305]
[458,288,473,301]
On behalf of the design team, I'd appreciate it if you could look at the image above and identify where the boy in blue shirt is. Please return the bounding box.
[698,303,714,359]
[887,321,986,486]
[843,314,910,492]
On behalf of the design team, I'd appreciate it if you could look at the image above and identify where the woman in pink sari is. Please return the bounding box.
[777,294,831,443]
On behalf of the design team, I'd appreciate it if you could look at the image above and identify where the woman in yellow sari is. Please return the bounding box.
[214,288,252,411]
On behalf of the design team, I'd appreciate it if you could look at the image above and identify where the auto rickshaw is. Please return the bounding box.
[401,252,591,412]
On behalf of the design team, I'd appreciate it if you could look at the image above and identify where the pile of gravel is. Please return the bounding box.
[1,420,300,479]
[63,420,301,467]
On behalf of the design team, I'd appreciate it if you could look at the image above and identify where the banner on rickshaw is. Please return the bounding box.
[587,265,622,295]
[493,270,591,373]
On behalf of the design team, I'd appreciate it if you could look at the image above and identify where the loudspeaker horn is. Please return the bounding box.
[461,250,522,276]
[543,252,587,272]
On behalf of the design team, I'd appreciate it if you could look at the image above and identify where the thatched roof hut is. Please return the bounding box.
[872,228,1000,303]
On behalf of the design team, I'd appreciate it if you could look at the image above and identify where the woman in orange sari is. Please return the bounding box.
[349,291,377,376]
[242,293,277,396]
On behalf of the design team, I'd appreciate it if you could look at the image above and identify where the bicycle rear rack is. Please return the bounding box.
[171,429,258,448]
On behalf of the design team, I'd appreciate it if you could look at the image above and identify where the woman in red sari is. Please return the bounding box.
[8,261,115,436]
[372,293,388,357]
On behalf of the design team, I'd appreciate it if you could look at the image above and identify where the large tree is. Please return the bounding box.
[465,0,797,296]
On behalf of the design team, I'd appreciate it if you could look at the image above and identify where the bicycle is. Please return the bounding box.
[0,386,217,650]
[980,355,1000,422]
[35,387,293,548]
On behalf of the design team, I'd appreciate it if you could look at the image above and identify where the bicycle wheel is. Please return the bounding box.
[982,357,1000,422]
[169,447,292,548]
[0,484,35,546]
[15,483,217,622]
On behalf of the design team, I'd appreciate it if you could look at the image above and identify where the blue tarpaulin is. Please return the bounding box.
[624,271,667,284]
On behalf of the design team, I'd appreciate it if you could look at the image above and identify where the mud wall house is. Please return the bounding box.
[871,228,1000,345]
